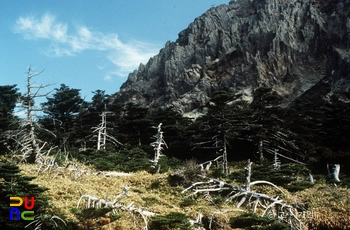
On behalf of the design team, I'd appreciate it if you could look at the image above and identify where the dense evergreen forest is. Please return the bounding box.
[1,83,349,174]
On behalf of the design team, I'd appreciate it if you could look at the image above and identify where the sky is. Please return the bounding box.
[1,0,229,103]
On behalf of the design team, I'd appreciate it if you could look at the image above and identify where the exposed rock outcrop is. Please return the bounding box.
[112,0,350,114]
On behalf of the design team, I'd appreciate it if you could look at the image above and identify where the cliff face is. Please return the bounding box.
[112,0,350,114]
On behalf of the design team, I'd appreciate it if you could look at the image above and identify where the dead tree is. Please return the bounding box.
[327,163,341,182]
[273,149,281,169]
[77,186,155,230]
[14,66,54,163]
[92,109,122,150]
[182,159,304,230]
[197,156,223,174]
[150,123,167,171]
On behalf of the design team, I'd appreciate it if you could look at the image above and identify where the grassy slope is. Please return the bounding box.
[19,162,350,230]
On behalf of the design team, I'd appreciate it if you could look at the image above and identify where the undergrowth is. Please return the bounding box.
[4,157,349,230]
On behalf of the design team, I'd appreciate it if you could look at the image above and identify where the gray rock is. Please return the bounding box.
[111,0,350,114]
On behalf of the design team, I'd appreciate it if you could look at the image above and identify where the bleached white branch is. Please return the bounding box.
[77,187,155,230]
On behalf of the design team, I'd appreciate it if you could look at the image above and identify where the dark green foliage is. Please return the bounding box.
[0,161,70,230]
[284,180,314,192]
[229,163,313,192]
[149,212,193,230]
[152,108,193,159]
[76,147,184,173]
[157,156,184,173]
[142,197,160,206]
[209,167,225,178]
[212,195,226,206]
[179,197,197,207]
[118,102,153,147]
[0,85,20,153]
[78,147,152,172]
[149,179,162,190]
[41,84,85,150]
[229,213,291,230]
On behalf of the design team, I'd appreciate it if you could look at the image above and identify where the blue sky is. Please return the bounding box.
[1,0,229,102]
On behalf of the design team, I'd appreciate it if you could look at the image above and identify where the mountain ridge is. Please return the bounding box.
[111,0,350,114]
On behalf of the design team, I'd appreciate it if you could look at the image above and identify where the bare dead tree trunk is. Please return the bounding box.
[150,123,167,170]
[9,66,56,164]
[222,138,228,175]
[332,164,340,182]
[18,67,54,163]
[309,173,314,184]
[26,68,40,163]
[273,149,281,169]
[327,164,341,182]
[92,109,121,151]
[245,159,252,191]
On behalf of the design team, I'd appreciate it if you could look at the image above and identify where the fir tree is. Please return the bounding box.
[0,162,50,229]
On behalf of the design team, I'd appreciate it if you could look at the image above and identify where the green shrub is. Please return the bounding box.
[149,179,162,190]
[213,195,226,206]
[149,212,193,230]
[229,163,314,192]
[78,148,185,173]
[285,181,314,192]
[229,212,291,230]
[142,197,159,206]
[157,156,184,173]
[179,197,197,207]
[79,147,152,172]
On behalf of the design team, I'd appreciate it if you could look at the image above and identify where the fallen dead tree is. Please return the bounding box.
[35,153,130,180]
[77,186,155,230]
[182,159,304,230]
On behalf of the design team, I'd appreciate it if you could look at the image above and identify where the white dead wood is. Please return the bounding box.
[77,186,155,230]
[198,156,223,174]
[333,164,340,182]
[245,159,252,191]
[190,213,203,230]
[35,156,130,180]
[309,173,314,184]
[182,159,304,230]
[273,149,281,169]
[92,109,122,150]
[327,164,340,182]
[10,67,55,164]
[150,123,168,169]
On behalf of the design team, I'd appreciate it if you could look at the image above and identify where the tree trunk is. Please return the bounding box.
[222,139,228,175]
[332,164,340,182]
[245,159,252,191]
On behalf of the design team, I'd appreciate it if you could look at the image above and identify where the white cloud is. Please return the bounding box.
[13,13,159,79]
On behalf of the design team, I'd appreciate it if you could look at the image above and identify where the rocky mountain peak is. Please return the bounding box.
[112,0,350,115]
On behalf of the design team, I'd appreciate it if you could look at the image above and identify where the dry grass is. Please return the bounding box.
[18,162,350,229]
[295,184,350,229]
[18,163,243,229]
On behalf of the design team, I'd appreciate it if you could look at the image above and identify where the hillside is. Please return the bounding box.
[12,160,350,230]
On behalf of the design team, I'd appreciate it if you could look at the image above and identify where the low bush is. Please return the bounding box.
[229,212,291,230]
[229,163,314,192]
[149,212,193,230]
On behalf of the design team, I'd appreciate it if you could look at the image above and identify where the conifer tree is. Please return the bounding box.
[0,162,49,229]
[41,84,84,150]
[0,85,20,153]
